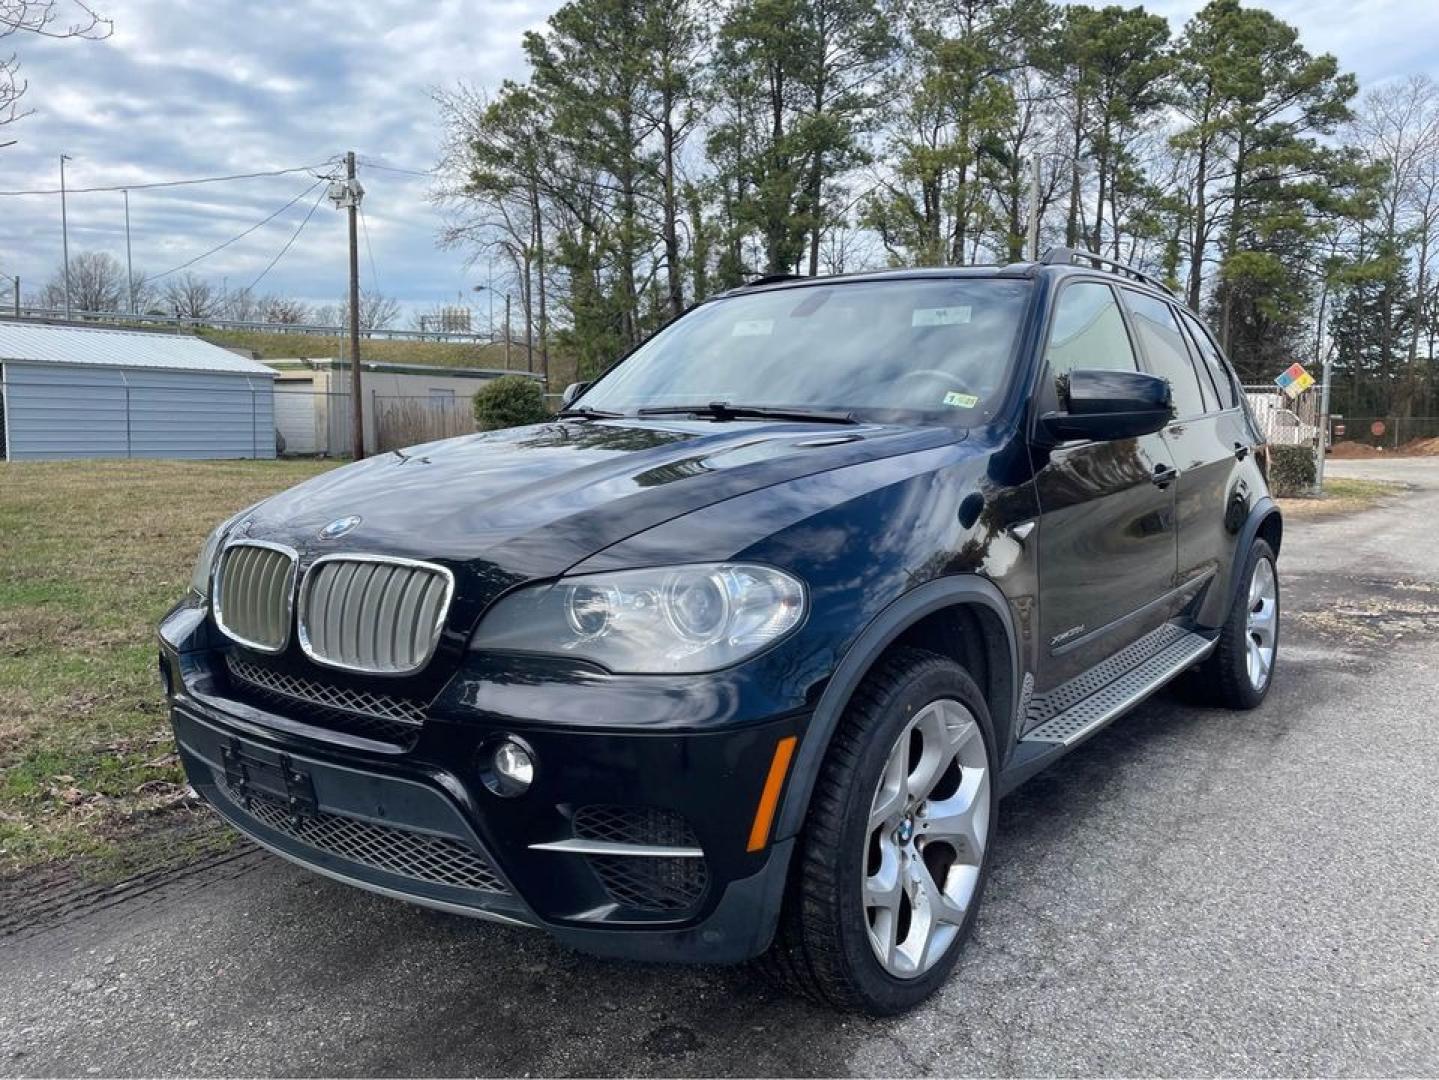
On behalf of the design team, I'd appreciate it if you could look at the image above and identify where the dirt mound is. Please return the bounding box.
[1328,440,1387,458]
[1398,436,1439,456]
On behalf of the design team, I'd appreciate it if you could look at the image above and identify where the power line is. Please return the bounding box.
[0,160,340,197]
[149,179,324,282]
[245,185,329,293]
[356,157,434,178]
[359,204,381,295]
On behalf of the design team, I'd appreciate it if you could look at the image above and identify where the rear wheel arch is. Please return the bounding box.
[775,576,1020,842]
[1225,498,1282,619]
[1256,506,1283,557]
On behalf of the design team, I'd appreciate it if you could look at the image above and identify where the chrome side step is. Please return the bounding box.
[1021,624,1215,747]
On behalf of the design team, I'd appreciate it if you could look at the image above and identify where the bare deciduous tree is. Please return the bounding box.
[1,1,111,136]
[261,295,313,325]
[338,289,401,330]
[38,250,123,311]
[161,271,219,320]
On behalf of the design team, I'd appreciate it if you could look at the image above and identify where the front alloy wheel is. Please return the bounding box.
[764,647,997,1015]
[864,699,990,978]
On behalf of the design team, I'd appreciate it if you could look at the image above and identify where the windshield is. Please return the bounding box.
[579,277,1032,422]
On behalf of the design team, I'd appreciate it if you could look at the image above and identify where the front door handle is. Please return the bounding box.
[1151,463,1177,489]
[1234,442,1250,461]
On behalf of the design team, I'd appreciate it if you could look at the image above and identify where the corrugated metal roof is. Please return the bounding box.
[0,321,274,376]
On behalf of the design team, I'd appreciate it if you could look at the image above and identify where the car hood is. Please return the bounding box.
[240,418,956,588]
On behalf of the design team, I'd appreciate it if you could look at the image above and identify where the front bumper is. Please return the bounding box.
[161,608,802,965]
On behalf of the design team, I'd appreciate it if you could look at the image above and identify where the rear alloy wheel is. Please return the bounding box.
[1245,555,1278,692]
[863,699,990,978]
[763,647,997,1015]
[1188,537,1279,710]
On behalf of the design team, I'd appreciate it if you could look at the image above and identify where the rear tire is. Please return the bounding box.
[1188,538,1279,710]
[763,647,997,1015]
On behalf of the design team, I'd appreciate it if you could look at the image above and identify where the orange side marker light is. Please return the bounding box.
[746,735,798,853]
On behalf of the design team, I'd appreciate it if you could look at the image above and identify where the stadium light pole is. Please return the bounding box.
[123,189,135,314]
[60,154,72,319]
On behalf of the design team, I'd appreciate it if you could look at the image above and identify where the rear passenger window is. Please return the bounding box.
[1177,308,1237,409]
[1121,290,1206,419]
[1043,282,1137,408]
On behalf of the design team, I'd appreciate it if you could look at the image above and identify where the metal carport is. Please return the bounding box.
[0,322,276,461]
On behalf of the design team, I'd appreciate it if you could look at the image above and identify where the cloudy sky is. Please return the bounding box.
[2,0,1437,324]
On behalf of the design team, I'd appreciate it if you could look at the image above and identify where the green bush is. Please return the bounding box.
[472,375,549,431]
[1268,444,1316,496]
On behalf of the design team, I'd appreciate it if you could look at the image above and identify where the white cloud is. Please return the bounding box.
[2,0,1437,317]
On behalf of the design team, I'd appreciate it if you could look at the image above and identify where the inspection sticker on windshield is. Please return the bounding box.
[912,306,972,327]
[943,391,979,408]
[732,318,774,337]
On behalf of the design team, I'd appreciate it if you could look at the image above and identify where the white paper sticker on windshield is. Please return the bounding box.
[912,306,972,327]
[732,319,775,337]
[943,391,979,409]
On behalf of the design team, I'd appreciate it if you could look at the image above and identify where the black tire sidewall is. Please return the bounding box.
[1228,538,1280,707]
[830,657,999,1014]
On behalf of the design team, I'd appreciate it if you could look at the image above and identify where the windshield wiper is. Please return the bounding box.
[556,406,624,420]
[636,402,858,425]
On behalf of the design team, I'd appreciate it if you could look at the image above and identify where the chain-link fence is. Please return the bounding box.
[1242,385,1323,449]
[1327,415,1439,451]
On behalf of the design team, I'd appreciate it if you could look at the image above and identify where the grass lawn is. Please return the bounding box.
[1276,476,1407,518]
[0,458,338,878]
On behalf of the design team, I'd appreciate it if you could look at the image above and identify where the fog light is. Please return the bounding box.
[481,737,535,798]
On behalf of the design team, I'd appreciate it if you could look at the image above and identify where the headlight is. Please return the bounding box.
[470,563,806,674]
[188,504,259,599]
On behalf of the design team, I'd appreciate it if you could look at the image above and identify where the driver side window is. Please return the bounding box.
[1041,281,1138,411]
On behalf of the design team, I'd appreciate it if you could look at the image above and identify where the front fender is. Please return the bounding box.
[773,574,1021,841]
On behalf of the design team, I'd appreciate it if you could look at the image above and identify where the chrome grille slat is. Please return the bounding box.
[213,542,297,654]
[298,555,454,676]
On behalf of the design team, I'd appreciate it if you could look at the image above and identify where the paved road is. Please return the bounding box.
[3,461,1438,1077]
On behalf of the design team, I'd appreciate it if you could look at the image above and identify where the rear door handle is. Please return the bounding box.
[1152,463,1177,489]
[1234,442,1250,461]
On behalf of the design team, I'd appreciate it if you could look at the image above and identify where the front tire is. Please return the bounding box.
[765,647,997,1015]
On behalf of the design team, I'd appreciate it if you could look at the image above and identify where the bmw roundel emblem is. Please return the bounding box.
[317,515,362,541]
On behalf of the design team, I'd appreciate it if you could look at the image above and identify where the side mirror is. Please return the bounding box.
[561,381,590,409]
[1041,369,1173,442]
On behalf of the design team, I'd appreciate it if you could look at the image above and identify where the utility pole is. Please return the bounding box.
[1026,156,1040,261]
[504,292,511,369]
[60,154,72,319]
[487,261,495,341]
[123,189,135,314]
[1315,346,1335,494]
[328,151,366,459]
[12,276,19,318]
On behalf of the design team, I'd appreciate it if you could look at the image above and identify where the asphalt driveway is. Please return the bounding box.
[2,458,1437,1077]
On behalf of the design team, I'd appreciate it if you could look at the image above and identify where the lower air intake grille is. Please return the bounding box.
[588,855,708,912]
[224,654,425,748]
[574,805,707,912]
[222,782,507,894]
[574,804,700,848]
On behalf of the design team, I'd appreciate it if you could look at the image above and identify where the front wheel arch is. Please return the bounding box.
[774,576,1020,843]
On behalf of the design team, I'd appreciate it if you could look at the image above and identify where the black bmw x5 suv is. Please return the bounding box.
[159,248,1281,1014]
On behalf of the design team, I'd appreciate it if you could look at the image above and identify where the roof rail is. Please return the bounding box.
[1040,247,1175,297]
[740,273,808,289]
